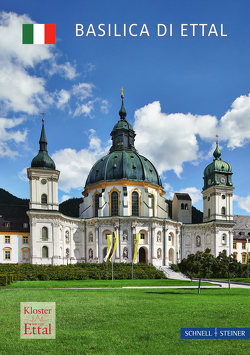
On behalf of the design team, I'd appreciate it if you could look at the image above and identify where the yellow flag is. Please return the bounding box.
[109,231,117,261]
[246,240,249,265]
[133,234,140,263]
[104,234,112,262]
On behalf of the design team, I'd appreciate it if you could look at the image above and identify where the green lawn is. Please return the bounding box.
[0,284,249,354]
[212,278,250,284]
[4,279,215,289]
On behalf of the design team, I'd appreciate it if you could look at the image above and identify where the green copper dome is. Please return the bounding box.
[85,150,162,187]
[203,140,233,190]
[31,119,56,170]
[204,142,232,177]
[204,159,232,177]
[85,90,162,188]
[112,119,133,132]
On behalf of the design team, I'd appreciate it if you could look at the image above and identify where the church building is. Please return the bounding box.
[26,91,235,266]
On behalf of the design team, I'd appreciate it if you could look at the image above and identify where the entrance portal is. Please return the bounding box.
[139,247,146,263]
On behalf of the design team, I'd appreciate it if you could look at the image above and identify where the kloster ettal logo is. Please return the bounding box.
[20,302,56,339]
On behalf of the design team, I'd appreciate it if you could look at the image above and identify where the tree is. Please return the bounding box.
[178,248,214,294]
[216,252,238,289]
[193,248,214,294]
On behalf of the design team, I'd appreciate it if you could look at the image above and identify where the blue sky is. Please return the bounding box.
[1,0,250,215]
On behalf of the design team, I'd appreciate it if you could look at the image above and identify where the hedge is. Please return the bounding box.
[0,263,166,282]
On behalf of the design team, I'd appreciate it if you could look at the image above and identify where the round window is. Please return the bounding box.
[222,195,225,200]
[41,179,47,185]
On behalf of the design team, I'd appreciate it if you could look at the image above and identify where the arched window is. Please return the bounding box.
[222,234,227,244]
[42,227,48,241]
[181,203,184,210]
[132,191,139,216]
[149,194,154,216]
[185,203,188,210]
[42,246,48,258]
[111,191,118,216]
[41,194,47,204]
[3,247,12,260]
[94,193,99,217]
[221,207,226,215]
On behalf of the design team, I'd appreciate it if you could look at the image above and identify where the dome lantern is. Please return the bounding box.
[85,89,162,189]
[110,88,136,153]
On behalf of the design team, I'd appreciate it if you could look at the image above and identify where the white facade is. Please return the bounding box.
[182,223,233,260]
[27,168,60,211]
[0,232,30,263]
[202,186,234,223]
[80,182,167,219]
[27,166,234,266]
[25,111,235,266]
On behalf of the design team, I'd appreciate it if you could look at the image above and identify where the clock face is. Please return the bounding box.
[208,179,211,185]
[220,176,226,184]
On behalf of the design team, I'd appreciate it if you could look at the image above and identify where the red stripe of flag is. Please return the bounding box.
[45,24,56,44]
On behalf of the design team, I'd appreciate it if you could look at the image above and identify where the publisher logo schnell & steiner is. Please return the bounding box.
[20,302,56,339]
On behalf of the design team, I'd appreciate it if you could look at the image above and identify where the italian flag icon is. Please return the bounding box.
[22,24,56,44]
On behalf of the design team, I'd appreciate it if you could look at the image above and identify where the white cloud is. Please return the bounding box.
[56,89,71,109]
[134,101,218,177]
[163,183,202,205]
[0,117,27,158]
[234,195,250,213]
[61,195,71,203]
[0,11,52,67]
[18,167,28,181]
[49,61,78,80]
[134,96,250,178]
[0,11,77,115]
[52,130,109,193]
[0,62,49,114]
[84,63,95,76]
[219,94,250,149]
[178,187,202,204]
[164,183,175,200]
[100,99,110,114]
[72,83,94,100]
[74,100,95,117]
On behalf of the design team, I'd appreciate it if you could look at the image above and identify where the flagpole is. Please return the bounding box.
[106,259,108,280]
[132,259,133,280]
[112,258,113,281]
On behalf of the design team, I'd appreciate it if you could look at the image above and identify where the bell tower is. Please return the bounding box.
[202,137,234,222]
[27,114,60,211]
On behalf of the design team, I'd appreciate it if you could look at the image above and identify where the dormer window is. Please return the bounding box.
[5,222,10,228]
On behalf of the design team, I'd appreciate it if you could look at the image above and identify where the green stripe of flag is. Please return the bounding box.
[22,24,33,44]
